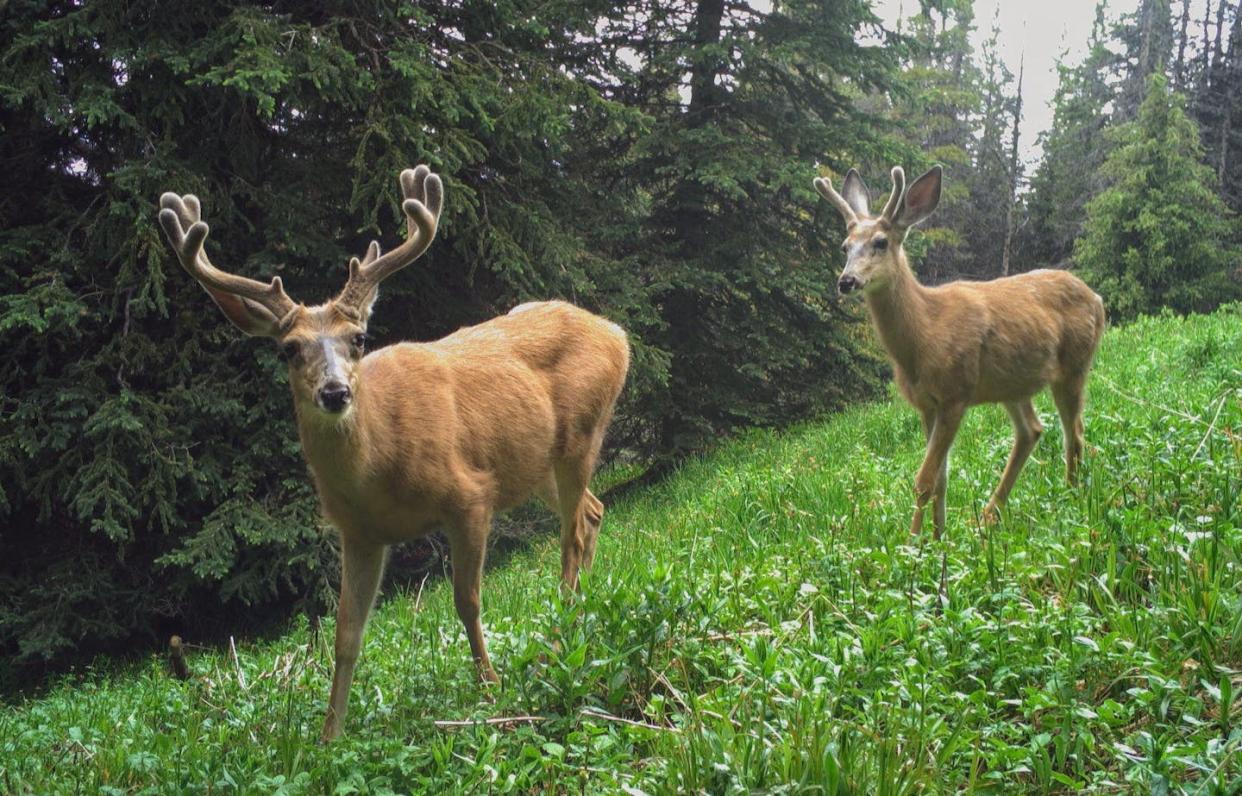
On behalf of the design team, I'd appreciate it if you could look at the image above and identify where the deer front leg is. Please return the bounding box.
[321,537,387,743]
[448,511,500,685]
[911,404,965,539]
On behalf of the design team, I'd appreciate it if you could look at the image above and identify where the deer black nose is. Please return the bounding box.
[319,383,351,413]
[838,274,860,295]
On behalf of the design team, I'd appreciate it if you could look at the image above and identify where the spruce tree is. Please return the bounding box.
[1075,73,1240,319]
[0,0,899,665]
[590,0,899,453]
[883,0,984,282]
[0,0,648,664]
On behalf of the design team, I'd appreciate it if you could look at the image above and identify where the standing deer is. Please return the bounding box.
[158,166,630,741]
[814,165,1104,538]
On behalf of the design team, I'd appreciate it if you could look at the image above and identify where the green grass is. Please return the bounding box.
[3,307,1241,794]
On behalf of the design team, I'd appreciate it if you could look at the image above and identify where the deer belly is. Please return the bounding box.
[486,434,558,511]
[462,383,559,511]
[320,488,443,546]
[972,360,1052,403]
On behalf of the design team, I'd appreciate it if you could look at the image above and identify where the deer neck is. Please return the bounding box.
[862,252,931,378]
[294,398,373,491]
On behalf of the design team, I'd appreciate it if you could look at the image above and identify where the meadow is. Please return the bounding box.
[2,307,1240,794]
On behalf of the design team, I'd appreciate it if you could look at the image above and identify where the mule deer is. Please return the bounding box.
[158,166,630,741]
[814,165,1104,538]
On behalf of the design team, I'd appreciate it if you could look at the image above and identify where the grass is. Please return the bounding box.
[2,307,1241,794]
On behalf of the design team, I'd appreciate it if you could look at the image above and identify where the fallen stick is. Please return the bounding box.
[579,707,679,733]
[229,635,248,691]
[433,715,548,729]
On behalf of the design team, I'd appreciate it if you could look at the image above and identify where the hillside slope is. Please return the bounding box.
[2,307,1240,794]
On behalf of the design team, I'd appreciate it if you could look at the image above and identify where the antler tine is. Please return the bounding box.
[157,193,297,322]
[880,166,906,222]
[338,166,443,312]
[813,175,859,228]
[347,240,381,274]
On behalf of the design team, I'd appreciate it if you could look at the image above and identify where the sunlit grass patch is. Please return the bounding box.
[1,307,1240,794]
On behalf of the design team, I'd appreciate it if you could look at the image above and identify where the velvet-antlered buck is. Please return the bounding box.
[158,166,630,741]
[814,165,1104,538]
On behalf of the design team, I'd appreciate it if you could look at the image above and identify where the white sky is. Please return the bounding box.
[871,0,1141,162]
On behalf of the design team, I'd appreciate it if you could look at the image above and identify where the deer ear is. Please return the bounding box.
[841,169,872,217]
[894,165,942,229]
[202,287,284,337]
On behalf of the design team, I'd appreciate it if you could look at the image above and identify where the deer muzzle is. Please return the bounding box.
[318,382,352,413]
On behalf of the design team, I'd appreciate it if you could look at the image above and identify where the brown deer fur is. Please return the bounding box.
[815,165,1105,538]
[158,167,630,742]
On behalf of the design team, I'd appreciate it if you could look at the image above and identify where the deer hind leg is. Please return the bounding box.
[911,404,965,539]
[1051,377,1087,485]
[983,400,1044,524]
[554,419,611,590]
[321,537,387,743]
[534,475,560,513]
[553,462,589,593]
[552,445,602,592]
[536,472,602,569]
[581,488,605,571]
[448,509,500,685]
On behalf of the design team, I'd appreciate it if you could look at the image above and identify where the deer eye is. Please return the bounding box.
[873,237,889,251]
[352,333,368,352]
[280,341,301,361]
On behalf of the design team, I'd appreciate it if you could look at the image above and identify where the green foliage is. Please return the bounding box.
[869,1,983,283]
[0,1,893,665]
[2,308,1240,793]
[1075,73,1241,319]
[592,0,896,453]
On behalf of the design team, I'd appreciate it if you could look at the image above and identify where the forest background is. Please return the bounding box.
[1,0,1239,675]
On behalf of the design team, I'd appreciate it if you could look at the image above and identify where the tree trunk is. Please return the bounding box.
[1219,7,1241,182]
[1001,54,1024,277]
[1213,0,1229,70]
[1139,0,1153,77]
[1175,0,1192,85]
[687,0,726,118]
[1201,0,1214,91]
[658,0,726,453]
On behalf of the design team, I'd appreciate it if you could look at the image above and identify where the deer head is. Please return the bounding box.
[158,167,443,416]
[814,165,942,296]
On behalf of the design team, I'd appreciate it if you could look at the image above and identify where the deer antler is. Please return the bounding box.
[880,166,906,222]
[813,175,859,228]
[157,193,297,324]
[336,166,443,316]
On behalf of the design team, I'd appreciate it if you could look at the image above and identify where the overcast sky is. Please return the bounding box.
[870,0,1141,163]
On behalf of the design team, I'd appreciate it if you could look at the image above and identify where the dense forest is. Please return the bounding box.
[1,0,1239,671]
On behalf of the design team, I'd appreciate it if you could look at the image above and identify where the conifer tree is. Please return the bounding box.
[0,0,899,664]
[0,0,648,663]
[1027,2,1120,265]
[1075,73,1240,319]
[591,0,898,453]
[882,0,983,282]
